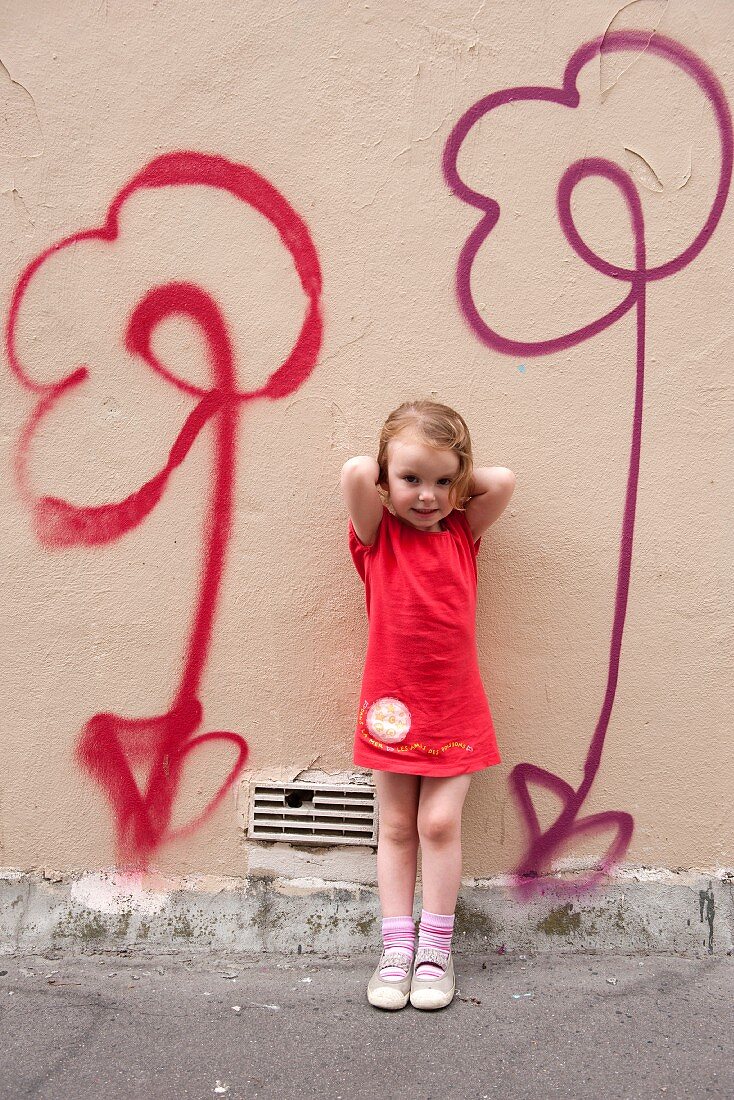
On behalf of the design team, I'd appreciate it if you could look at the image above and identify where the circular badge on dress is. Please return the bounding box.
[366,697,412,743]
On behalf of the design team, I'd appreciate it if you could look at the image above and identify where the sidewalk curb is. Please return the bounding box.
[2,867,732,956]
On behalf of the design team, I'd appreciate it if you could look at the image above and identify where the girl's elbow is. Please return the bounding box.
[493,467,516,493]
[341,457,364,482]
[341,456,379,484]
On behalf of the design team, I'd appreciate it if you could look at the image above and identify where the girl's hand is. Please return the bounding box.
[340,456,384,546]
[464,466,516,542]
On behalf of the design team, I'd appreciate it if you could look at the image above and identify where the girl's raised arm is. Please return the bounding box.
[464,466,516,542]
[341,456,384,547]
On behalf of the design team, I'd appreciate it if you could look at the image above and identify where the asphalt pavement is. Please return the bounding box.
[1,949,731,1099]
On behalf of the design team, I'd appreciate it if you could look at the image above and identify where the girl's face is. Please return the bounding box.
[384,431,460,532]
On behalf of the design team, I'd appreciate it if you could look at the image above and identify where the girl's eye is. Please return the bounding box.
[403,475,452,485]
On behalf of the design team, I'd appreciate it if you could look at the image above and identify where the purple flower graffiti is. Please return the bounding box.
[443,31,732,896]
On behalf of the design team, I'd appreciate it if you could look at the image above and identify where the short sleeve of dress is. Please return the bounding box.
[451,508,482,556]
[348,507,385,581]
[348,519,369,580]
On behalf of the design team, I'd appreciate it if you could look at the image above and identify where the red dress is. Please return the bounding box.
[348,503,502,776]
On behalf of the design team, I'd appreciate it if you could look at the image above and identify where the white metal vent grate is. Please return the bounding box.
[247,780,377,846]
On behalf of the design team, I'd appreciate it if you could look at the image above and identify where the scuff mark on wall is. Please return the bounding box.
[318,322,373,366]
[600,0,669,97]
[699,880,715,954]
[0,59,44,159]
[2,184,35,235]
[623,146,665,192]
[623,146,693,193]
[357,146,411,211]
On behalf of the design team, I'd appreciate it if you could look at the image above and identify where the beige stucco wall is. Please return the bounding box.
[1,0,731,884]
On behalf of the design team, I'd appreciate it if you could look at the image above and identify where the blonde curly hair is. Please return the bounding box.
[376,399,474,512]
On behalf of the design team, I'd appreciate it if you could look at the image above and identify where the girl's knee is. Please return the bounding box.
[379,817,418,846]
[417,812,461,845]
[374,773,420,844]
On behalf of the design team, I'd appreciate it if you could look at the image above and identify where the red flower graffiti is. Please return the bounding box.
[6,151,323,867]
[444,32,731,895]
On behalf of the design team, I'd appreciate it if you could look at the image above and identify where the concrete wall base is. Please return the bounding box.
[1,867,732,957]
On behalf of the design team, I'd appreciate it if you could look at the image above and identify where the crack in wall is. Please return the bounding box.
[0,59,44,159]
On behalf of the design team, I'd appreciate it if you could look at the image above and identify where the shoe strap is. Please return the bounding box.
[414,946,449,967]
[380,949,414,969]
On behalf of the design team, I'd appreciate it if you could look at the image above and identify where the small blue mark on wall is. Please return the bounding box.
[518,363,526,374]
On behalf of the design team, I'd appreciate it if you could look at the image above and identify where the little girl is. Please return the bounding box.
[341,399,516,1012]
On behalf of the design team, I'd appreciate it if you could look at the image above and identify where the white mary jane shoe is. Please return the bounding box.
[409,946,455,1011]
[366,949,414,1010]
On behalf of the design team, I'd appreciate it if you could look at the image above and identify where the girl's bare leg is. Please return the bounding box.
[417,775,473,913]
[372,770,421,916]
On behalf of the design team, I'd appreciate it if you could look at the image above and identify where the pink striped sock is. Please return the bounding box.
[379,915,416,981]
[414,908,454,980]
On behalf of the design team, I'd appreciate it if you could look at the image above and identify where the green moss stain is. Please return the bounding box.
[537,903,581,937]
[53,911,107,943]
[306,911,339,940]
[172,913,195,939]
[355,915,376,937]
[78,914,106,941]
[455,897,499,940]
[115,911,131,938]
